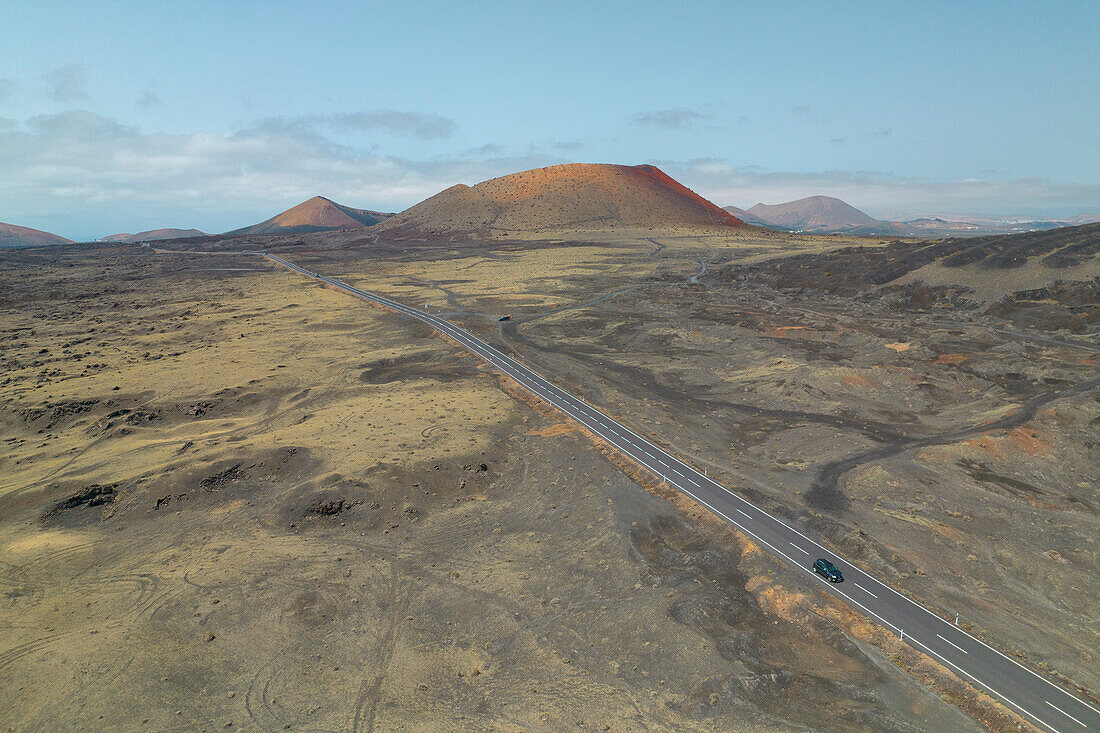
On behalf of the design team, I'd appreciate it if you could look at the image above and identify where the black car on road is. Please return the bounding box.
[813,558,843,582]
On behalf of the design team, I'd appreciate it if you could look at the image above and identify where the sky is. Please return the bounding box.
[1,0,1098,240]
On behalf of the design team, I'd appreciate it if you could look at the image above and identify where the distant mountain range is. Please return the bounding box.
[723,196,1100,237]
[225,196,393,236]
[5,173,1096,248]
[0,222,73,248]
[98,228,207,243]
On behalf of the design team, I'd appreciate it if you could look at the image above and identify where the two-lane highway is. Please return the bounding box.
[267,254,1099,733]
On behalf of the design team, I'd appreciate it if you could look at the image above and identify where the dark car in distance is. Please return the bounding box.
[813,558,843,582]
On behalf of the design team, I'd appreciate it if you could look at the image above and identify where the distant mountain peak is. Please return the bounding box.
[376,163,744,236]
[226,197,393,236]
[746,196,881,231]
[98,228,206,243]
[0,222,73,248]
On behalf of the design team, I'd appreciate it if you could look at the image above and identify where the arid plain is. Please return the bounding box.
[1,217,1096,732]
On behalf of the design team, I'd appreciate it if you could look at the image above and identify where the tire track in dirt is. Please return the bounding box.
[351,566,412,733]
[244,658,314,733]
[0,559,41,605]
[0,631,70,674]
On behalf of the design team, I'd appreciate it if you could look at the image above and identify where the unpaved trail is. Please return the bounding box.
[352,567,412,733]
[806,373,1100,509]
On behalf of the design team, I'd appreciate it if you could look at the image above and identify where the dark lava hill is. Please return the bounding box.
[726,222,1100,331]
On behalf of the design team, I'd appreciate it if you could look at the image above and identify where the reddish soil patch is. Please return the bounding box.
[964,435,1004,457]
[965,425,1054,459]
[842,373,876,389]
[1007,426,1054,457]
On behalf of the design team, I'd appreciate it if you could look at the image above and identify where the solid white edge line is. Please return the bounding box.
[270,255,1090,733]
[853,565,1099,716]
[904,635,1064,733]
[936,633,969,655]
[659,420,1100,717]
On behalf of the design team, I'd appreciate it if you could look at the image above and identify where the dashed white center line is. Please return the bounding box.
[790,543,810,555]
[685,477,699,487]
[936,634,969,655]
[657,459,669,467]
[1046,700,1087,727]
[736,508,752,519]
[853,582,877,598]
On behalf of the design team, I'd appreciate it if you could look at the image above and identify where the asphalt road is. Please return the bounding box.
[267,254,1099,733]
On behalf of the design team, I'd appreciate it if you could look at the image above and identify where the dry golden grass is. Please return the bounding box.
[0,243,990,732]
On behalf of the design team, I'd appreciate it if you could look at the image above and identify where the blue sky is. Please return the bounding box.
[1,0,1098,239]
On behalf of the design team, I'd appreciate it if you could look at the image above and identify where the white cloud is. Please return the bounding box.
[1,111,1096,239]
[632,108,703,129]
[47,63,89,103]
[323,110,457,139]
[0,110,556,237]
[258,110,459,140]
[136,89,162,108]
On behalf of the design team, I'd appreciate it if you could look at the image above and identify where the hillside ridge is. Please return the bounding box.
[227,196,392,236]
[376,163,744,236]
[0,222,73,248]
